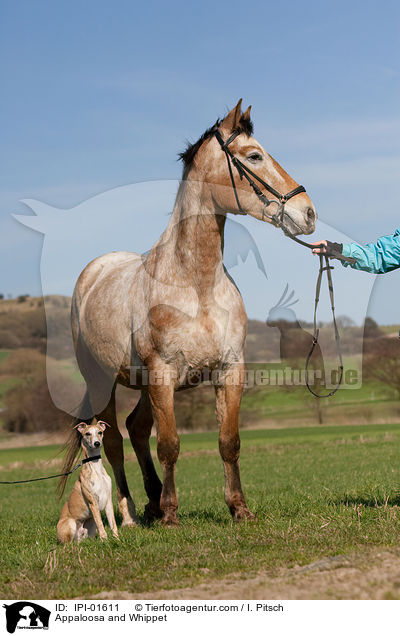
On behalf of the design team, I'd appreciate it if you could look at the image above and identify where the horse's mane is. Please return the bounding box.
[178,114,254,171]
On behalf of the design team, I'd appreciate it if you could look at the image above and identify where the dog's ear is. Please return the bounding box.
[74,422,87,435]
[97,420,110,431]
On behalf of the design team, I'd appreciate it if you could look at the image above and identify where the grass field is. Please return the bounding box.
[1,422,400,599]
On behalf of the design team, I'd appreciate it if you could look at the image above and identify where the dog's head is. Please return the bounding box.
[74,421,109,452]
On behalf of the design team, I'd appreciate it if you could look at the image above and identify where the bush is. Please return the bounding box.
[4,348,44,376]
[0,306,47,352]
[4,377,72,433]
[363,336,400,394]
[363,317,382,339]
[0,329,21,349]
[17,294,30,303]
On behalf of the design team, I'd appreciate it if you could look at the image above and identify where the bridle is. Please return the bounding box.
[214,128,306,230]
[214,127,356,261]
[213,126,356,398]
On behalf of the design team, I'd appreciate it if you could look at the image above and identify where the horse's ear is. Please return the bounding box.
[220,99,242,133]
[242,105,252,121]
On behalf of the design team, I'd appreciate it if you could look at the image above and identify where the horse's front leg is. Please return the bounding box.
[215,363,254,521]
[147,361,180,526]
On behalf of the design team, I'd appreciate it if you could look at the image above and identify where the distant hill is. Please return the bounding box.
[0,295,70,356]
[1,295,400,435]
[0,295,398,362]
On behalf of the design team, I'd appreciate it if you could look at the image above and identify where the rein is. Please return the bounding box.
[214,127,356,398]
[305,254,343,398]
[0,455,101,485]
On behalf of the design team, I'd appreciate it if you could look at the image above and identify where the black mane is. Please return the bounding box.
[178,114,254,170]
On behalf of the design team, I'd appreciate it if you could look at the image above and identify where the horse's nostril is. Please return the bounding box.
[307,207,315,223]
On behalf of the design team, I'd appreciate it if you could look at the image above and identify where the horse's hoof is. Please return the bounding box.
[160,513,180,527]
[121,518,139,528]
[144,502,163,523]
[233,508,256,522]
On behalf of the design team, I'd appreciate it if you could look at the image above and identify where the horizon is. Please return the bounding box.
[2,293,399,329]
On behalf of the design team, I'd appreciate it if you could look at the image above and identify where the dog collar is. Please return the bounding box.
[82,455,101,464]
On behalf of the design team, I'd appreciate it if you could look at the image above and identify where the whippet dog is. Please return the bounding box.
[57,421,119,542]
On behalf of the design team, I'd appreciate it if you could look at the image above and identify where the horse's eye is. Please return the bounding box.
[247,152,263,163]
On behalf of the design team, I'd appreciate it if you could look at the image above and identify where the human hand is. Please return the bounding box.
[310,240,327,255]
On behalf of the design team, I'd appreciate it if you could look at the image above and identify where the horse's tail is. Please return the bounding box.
[57,391,94,498]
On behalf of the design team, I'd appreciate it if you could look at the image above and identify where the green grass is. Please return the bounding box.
[0,350,11,365]
[379,325,400,335]
[1,423,400,598]
[235,355,400,429]
[0,377,19,409]
[0,350,19,410]
[240,380,399,426]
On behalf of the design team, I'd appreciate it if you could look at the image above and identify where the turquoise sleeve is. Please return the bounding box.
[341,228,400,273]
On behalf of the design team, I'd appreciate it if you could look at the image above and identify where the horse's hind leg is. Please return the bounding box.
[215,364,254,521]
[126,391,163,522]
[97,387,139,527]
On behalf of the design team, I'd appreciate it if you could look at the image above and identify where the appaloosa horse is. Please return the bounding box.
[60,100,316,526]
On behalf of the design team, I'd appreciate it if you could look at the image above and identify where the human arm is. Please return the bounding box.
[310,229,400,274]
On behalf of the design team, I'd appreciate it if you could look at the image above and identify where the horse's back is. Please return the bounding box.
[72,250,144,376]
[74,251,141,302]
[72,250,142,340]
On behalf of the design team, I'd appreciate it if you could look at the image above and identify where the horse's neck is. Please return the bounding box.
[150,179,226,301]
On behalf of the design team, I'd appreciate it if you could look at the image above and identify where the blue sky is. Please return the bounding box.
[1,0,400,323]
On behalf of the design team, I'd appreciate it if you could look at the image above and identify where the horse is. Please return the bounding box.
[60,99,316,526]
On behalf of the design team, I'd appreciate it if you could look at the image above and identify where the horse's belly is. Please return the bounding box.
[150,304,245,375]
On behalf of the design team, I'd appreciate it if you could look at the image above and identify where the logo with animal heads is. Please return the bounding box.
[267,283,323,367]
[13,183,268,417]
[267,283,299,327]
[3,602,50,633]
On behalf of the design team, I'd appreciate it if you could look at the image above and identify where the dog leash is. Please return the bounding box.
[0,455,101,485]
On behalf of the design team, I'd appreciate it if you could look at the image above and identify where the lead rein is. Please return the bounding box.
[305,254,344,398]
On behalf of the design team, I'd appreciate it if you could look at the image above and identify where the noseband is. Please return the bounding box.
[214,126,356,398]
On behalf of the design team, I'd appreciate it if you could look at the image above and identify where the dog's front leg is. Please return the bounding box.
[82,487,108,540]
[89,501,108,540]
[105,499,119,538]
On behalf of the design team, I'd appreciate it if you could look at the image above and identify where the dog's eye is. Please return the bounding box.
[85,432,90,436]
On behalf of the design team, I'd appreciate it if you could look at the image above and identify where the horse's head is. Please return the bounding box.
[180,99,316,236]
